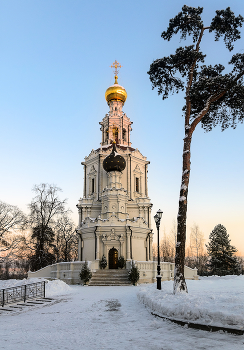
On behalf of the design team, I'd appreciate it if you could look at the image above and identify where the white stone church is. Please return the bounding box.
[28,63,197,284]
[76,70,153,268]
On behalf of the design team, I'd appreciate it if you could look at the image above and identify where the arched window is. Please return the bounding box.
[135,177,139,193]
[88,165,97,196]
[122,128,126,141]
[92,178,95,193]
[133,165,143,196]
[112,127,119,143]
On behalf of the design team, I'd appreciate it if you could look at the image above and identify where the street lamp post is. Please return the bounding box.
[154,209,163,290]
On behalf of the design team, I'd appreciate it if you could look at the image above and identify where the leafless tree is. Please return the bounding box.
[0,230,30,279]
[190,223,205,265]
[54,214,78,262]
[0,201,28,273]
[184,224,209,275]
[0,232,23,263]
[152,223,177,263]
[0,201,27,239]
[160,229,176,263]
[28,184,69,270]
[29,184,68,229]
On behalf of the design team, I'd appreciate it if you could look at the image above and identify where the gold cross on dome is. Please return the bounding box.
[111,60,122,76]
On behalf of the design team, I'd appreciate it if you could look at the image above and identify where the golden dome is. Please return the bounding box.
[105,76,127,104]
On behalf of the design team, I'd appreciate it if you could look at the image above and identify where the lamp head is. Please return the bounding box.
[154,213,159,224]
[157,209,163,219]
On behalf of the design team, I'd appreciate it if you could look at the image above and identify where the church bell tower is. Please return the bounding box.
[77,61,153,268]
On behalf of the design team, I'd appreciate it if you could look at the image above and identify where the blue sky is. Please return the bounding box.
[1,0,243,253]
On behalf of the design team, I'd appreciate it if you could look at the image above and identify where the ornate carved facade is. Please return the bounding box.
[77,64,153,268]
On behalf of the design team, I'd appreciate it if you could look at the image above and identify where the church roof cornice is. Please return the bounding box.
[95,144,135,153]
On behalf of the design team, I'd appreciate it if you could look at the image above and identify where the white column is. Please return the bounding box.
[78,238,81,261]
[145,164,148,197]
[140,174,142,195]
[148,206,152,229]
[126,230,131,260]
[149,233,153,261]
[78,207,82,226]
[56,264,60,279]
[146,237,149,261]
[102,239,105,255]
[96,234,100,260]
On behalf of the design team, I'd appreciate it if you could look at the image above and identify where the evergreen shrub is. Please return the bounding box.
[128,261,140,285]
[80,261,92,285]
[118,256,126,269]
[99,255,107,269]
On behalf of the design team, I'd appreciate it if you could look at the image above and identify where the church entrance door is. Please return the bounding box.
[109,248,118,269]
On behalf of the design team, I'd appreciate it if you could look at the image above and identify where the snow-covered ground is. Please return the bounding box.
[0,276,243,350]
[138,275,244,330]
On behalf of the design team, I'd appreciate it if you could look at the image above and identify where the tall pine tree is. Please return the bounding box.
[206,224,240,276]
[148,6,244,293]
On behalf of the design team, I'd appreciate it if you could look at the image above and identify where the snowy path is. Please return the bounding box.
[0,285,243,350]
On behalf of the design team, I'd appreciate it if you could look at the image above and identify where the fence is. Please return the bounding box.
[0,281,46,307]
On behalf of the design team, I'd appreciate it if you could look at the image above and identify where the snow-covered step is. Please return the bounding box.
[89,269,131,286]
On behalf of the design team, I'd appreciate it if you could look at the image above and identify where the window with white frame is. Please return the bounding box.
[133,164,142,195]
[88,165,97,196]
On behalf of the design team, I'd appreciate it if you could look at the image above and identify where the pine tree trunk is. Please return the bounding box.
[173,132,192,293]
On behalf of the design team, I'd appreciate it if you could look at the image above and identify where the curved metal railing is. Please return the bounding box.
[0,281,46,307]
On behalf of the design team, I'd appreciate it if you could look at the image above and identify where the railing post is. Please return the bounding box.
[24,285,27,303]
[2,289,4,307]
[43,281,46,298]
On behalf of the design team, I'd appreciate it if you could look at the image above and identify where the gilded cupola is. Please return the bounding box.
[105,60,127,104]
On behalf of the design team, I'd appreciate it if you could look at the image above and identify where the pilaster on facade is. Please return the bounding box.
[148,232,153,261]
[95,231,100,260]
[126,227,132,260]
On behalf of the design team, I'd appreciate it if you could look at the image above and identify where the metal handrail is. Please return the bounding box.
[0,281,46,307]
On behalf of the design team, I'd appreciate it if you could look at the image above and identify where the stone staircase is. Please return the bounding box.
[89,269,131,286]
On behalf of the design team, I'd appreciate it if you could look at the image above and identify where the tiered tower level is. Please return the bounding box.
[77,61,153,267]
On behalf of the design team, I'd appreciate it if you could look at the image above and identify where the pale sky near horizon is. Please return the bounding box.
[0,0,243,254]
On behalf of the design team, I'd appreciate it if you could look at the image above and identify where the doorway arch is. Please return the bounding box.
[109,248,118,269]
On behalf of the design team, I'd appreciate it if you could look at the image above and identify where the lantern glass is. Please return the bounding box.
[154,213,159,223]
[157,209,163,219]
